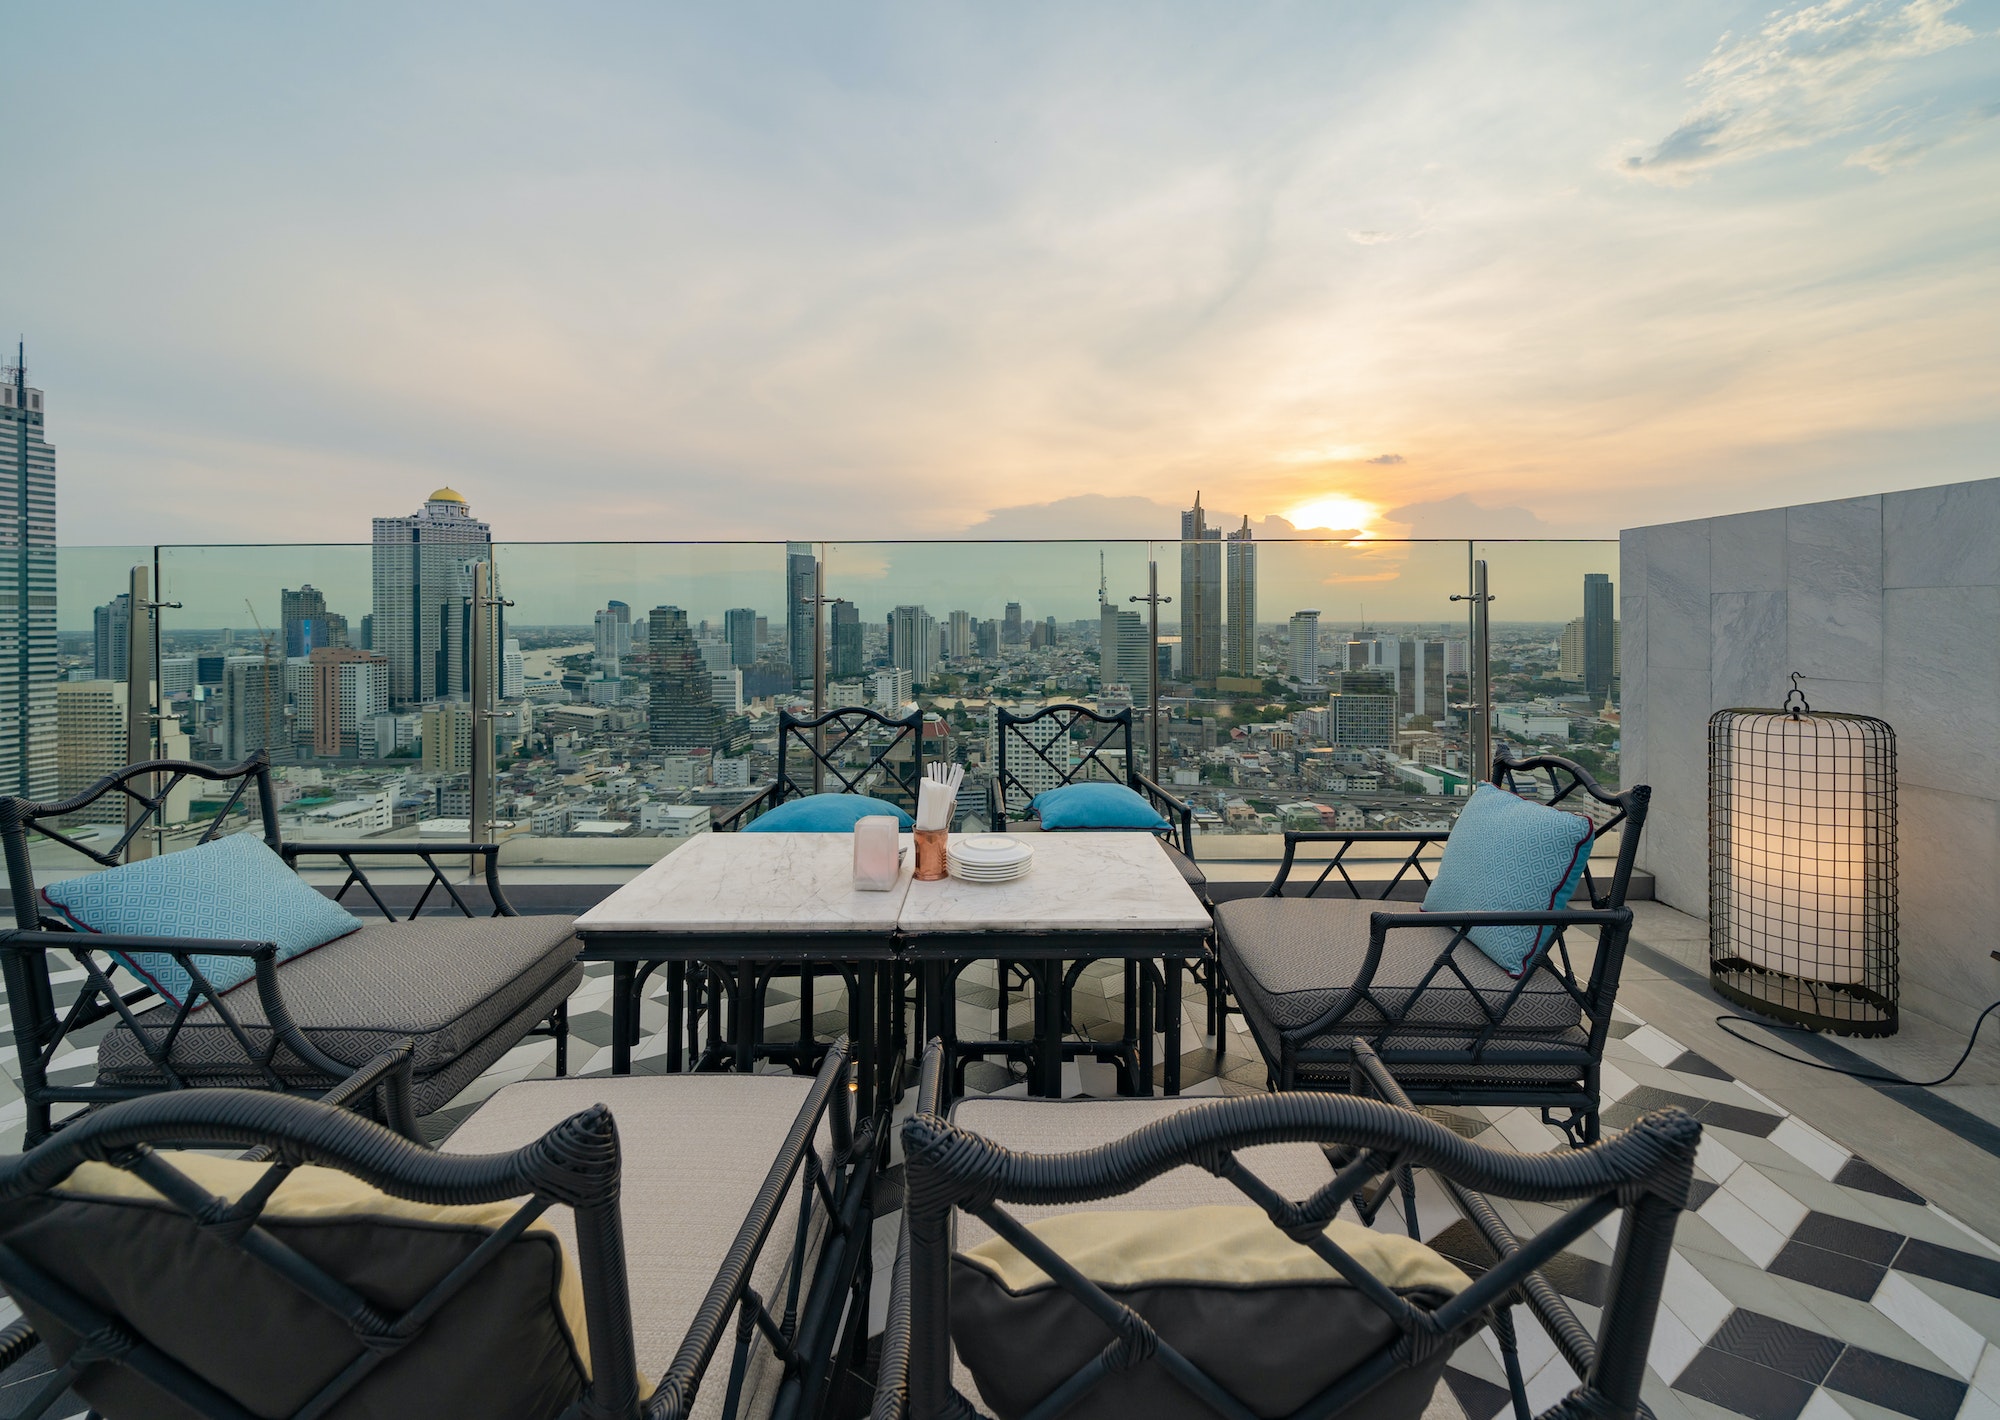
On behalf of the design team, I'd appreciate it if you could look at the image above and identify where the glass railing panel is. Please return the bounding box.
[820,539,1161,817]
[22,547,156,881]
[21,539,1623,890]
[146,543,378,858]
[483,541,791,867]
[1473,539,1622,790]
[1144,536,1478,860]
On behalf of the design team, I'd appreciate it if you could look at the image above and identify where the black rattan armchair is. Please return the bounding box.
[977,703,1214,1089]
[714,706,926,832]
[872,1039,1697,1420]
[986,703,1196,867]
[1,754,581,1146]
[1214,753,1651,1144]
[0,1041,874,1420]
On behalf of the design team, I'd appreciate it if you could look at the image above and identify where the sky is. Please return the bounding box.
[7,1,1998,554]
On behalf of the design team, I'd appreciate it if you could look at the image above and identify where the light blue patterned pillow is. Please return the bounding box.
[1422,784,1594,977]
[1031,782,1169,833]
[40,833,363,1008]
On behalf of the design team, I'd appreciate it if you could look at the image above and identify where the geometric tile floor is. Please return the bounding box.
[3,955,1998,1420]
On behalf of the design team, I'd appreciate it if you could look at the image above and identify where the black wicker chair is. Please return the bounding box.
[714,706,926,833]
[972,704,1213,1093]
[0,1041,875,1420]
[872,1039,1696,1420]
[1214,753,1651,1144]
[0,754,580,1147]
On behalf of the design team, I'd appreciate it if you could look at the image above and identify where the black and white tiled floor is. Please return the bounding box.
[3,957,1998,1420]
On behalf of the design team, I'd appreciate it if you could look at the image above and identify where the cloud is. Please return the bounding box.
[1847,99,2000,171]
[962,494,1176,540]
[1346,229,1397,245]
[1367,453,1406,465]
[1381,494,1567,540]
[1624,0,1977,181]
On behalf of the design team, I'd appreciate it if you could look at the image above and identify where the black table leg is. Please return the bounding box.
[666,960,684,1075]
[736,960,758,1074]
[611,959,635,1076]
[1137,960,1155,1097]
[1164,955,1184,1096]
[878,960,897,1107]
[853,962,875,1120]
[1121,959,1141,1095]
[706,966,725,1069]
[1034,960,1064,1098]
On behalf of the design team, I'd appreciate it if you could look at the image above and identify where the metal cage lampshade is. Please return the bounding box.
[1709,679,1898,1036]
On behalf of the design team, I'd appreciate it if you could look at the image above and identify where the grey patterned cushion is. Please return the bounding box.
[1160,843,1207,890]
[1216,898,1586,1082]
[97,915,581,1088]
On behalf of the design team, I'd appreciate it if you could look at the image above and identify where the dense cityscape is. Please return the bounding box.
[5,360,1621,857]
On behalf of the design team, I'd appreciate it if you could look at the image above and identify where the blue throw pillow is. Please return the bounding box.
[1422,784,1594,977]
[40,832,363,1008]
[741,793,916,833]
[1031,782,1169,833]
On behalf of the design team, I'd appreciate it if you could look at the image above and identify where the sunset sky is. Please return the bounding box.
[7,1,1998,548]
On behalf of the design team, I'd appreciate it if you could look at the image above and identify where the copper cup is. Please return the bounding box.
[913,828,949,881]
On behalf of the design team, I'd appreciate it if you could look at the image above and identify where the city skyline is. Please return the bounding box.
[6,5,1996,547]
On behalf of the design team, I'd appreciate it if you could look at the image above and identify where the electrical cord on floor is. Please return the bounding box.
[1715,998,2000,1088]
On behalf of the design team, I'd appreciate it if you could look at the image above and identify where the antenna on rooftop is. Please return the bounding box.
[1098,551,1107,609]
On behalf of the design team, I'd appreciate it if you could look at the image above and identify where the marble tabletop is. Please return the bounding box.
[574,831,915,935]
[896,831,1211,935]
[573,830,1209,940]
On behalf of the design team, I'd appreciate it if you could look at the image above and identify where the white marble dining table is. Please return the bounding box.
[571,829,1213,1106]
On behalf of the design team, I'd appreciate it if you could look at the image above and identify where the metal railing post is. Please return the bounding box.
[1452,557,1494,780]
[470,559,510,878]
[124,564,154,860]
[1129,557,1171,779]
[812,552,826,793]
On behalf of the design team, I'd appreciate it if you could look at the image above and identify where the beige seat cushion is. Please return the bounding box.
[933,1097,1467,1420]
[446,1074,835,1420]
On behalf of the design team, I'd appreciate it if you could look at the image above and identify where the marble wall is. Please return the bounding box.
[1621,478,2000,1033]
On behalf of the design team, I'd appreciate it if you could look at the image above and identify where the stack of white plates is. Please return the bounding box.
[947,835,1034,883]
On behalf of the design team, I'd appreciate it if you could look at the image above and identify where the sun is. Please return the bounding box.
[1282,494,1380,537]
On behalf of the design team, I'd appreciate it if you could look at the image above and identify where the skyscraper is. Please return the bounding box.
[830,602,863,679]
[649,606,723,751]
[889,605,938,684]
[1289,611,1321,683]
[594,601,632,664]
[1583,573,1615,704]
[57,680,190,824]
[947,610,972,660]
[306,648,390,758]
[93,593,131,682]
[1178,493,1222,684]
[282,585,329,658]
[1002,603,1024,647]
[1114,610,1152,699]
[786,542,818,689]
[0,347,55,800]
[724,607,758,668]
[371,488,492,707]
[1388,639,1449,720]
[1225,515,1257,677]
[222,655,282,762]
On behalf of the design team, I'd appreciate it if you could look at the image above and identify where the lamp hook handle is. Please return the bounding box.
[1783,672,1811,718]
